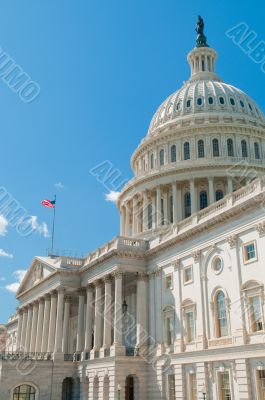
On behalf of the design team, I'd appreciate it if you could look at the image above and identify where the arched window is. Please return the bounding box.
[215,190,224,201]
[227,139,234,157]
[254,142,260,159]
[150,153,154,169]
[212,139,220,157]
[241,140,248,157]
[215,291,228,337]
[171,145,176,162]
[13,384,36,400]
[200,191,208,209]
[159,149,165,166]
[184,192,191,218]
[184,142,190,160]
[198,140,205,158]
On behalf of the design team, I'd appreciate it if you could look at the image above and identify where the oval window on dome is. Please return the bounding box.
[197,97,203,106]
[212,256,223,274]
[186,99,191,108]
[240,100,245,108]
[230,98,235,106]
[219,97,225,105]
[208,96,214,105]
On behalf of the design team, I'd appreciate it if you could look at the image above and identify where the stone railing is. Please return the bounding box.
[0,352,53,361]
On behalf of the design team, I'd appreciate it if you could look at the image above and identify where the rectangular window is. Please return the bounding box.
[258,370,265,399]
[183,266,193,284]
[168,374,175,400]
[165,274,173,290]
[185,309,195,342]
[189,373,197,400]
[218,372,231,400]
[243,241,257,263]
[249,296,263,332]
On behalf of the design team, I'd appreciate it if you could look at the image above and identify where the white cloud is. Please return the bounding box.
[0,249,13,258]
[105,191,120,203]
[0,215,8,236]
[5,269,27,293]
[29,216,49,238]
[55,182,64,189]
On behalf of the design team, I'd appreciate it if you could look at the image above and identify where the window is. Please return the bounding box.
[150,153,154,169]
[160,149,165,166]
[212,256,223,274]
[254,142,261,159]
[227,139,234,157]
[208,96,214,105]
[184,192,191,218]
[213,138,220,156]
[186,99,191,108]
[241,140,248,157]
[249,103,253,111]
[258,370,265,399]
[249,295,263,332]
[183,266,193,284]
[148,204,153,230]
[168,375,176,400]
[184,142,190,160]
[243,241,257,263]
[185,309,195,342]
[200,191,208,209]
[218,372,231,400]
[13,385,36,400]
[197,97,203,106]
[219,97,225,105]
[216,190,224,201]
[165,274,173,290]
[198,140,205,158]
[171,145,176,162]
[240,100,245,108]
[215,291,228,337]
[189,373,197,400]
[230,98,235,106]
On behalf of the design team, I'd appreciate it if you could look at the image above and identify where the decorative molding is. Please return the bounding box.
[192,250,201,263]
[174,259,180,270]
[256,221,265,237]
[228,234,237,249]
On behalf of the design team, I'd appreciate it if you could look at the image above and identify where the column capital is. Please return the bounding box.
[65,295,72,303]
[50,290,57,298]
[137,272,148,282]
[154,266,162,277]
[57,286,65,294]
[18,308,23,315]
[38,297,45,304]
[78,287,86,296]
[103,275,112,284]
[112,270,123,279]
[86,283,94,292]
[93,279,102,288]
[44,293,51,300]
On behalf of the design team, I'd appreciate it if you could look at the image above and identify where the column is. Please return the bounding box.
[54,288,65,353]
[24,305,33,352]
[177,184,182,222]
[120,206,125,236]
[156,186,162,227]
[125,202,130,236]
[112,271,124,354]
[84,285,94,352]
[142,191,148,231]
[149,273,156,345]
[227,176,233,193]
[20,308,28,351]
[155,268,163,352]
[190,179,196,214]
[30,302,38,352]
[93,281,103,351]
[76,288,86,352]
[41,295,51,353]
[132,197,138,236]
[172,182,178,224]
[136,273,148,350]
[47,291,57,353]
[152,194,156,229]
[62,296,71,354]
[35,298,44,352]
[103,276,112,350]
[163,190,168,224]
[16,310,23,351]
[208,177,215,204]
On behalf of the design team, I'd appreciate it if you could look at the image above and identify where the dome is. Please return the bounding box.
[147,46,265,138]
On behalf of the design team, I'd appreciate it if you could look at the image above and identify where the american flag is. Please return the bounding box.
[41,199,56,209]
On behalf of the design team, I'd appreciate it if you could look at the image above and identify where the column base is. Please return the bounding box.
[110,344,125,356]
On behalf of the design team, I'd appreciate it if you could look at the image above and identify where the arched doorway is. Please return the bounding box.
[62,378,73,400]
[13,384,36,400]
[125,376,134,400]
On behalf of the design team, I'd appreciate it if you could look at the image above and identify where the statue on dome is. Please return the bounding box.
[196,15,208,48]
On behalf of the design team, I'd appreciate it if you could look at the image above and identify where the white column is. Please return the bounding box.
[155,268,162,345]
[41,295,51,353]
[132,198,138,236]
[125,202,130,236]
[177,184,182,222]
[120,206,125,236]
[156,186,162,227]
[113,271,123,348]
[163,190,168,224]
[103,276,112,349]
[84,285,94,352]
[54,288,65,353]
[208,177,215,204]
[30,302,38,353]
[149,273,156,344]
[172,182,178,224]
[190,179,196,214]
[76,288,86,352]
[35,298,44,352]
[25,305,33,352]
[62,296,71,354]
[136,273,148,349]
[227,176,233,193]
[142,191,148,231]
[152,195,156,229]
[20,308,28,352]
[47,291,57,353]
[93,281,103,351]
[16,310,23,351]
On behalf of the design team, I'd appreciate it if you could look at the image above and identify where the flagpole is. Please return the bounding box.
[51,194,56,255]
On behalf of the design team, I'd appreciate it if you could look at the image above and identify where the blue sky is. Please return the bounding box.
[0,0,264,322]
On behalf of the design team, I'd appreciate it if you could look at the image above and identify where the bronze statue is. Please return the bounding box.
[196,15,208,47]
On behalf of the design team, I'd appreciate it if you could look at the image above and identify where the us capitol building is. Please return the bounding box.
[1,17,265,400]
